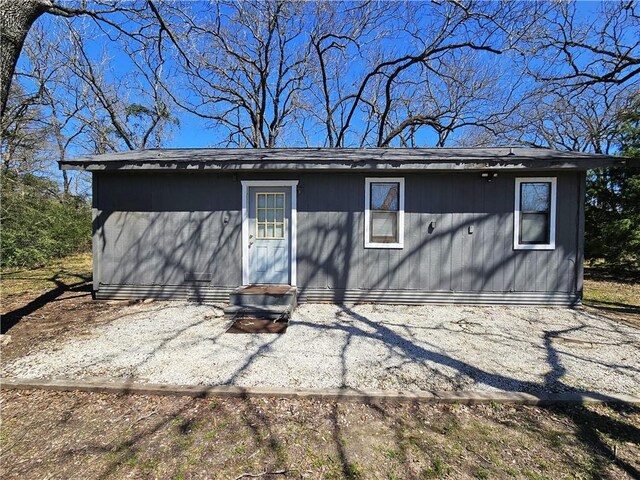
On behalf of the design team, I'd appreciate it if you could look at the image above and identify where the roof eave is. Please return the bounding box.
[59,158,627,172]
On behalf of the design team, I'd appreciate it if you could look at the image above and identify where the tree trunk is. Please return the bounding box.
[61,169,69,194]
[0,0,48,118]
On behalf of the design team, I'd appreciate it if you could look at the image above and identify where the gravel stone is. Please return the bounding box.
[3,302,639,396]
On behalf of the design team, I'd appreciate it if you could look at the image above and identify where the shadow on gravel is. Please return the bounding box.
[2,299,639,479]
[292,305,635,399]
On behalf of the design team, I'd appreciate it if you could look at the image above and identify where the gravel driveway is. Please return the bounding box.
[3,302,639,396]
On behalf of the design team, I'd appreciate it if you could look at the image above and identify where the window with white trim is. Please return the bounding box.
[365,177,405,249]
[514,177,557,250]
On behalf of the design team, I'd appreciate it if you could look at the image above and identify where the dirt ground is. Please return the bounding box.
[1,389,638,480]
[0,253,131,364]
[1,289,129,365]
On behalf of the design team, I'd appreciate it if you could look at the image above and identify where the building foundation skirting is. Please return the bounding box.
[95,284,580,307]
[298,288,580,306]
[94,285,233,303]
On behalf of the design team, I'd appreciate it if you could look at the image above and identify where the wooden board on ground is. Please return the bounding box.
[226,317,288,334]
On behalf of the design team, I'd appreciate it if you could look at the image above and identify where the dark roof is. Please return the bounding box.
[60,147,624,172]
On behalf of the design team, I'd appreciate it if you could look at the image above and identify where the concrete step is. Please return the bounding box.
[223,304,292,321]
[229,285,297,309]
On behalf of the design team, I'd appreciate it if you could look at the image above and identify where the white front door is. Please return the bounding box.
[248,187,290,284]
[242,181,298,286]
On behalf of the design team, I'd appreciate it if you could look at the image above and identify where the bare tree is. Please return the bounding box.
[1,0,137,118]
[377,50,530,147]
[303,1,396,147]
[462,1,640,152]
[5,0,638,155]
[0,81,49,174]
[16,24,88,192]
[0,0,185,120]
[161,0,547,149]
[162,1,308,148]
[495,84,631,154]
[531,1,640,90]
[321,0,548,147]
[55,21,177,152]
[3,17,177,196]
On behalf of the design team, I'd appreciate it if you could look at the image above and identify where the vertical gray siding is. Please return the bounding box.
[296,172,581,300]
[95,172,242,288]
[575,171,586,298]
[94,170,583,304]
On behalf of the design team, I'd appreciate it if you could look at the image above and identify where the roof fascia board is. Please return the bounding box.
[60,158,626,172]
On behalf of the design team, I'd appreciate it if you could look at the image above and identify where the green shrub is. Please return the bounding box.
[1,171,91,268]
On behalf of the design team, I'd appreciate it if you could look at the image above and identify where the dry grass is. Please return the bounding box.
[584,279,640,307]
[0,252,119,362]
[1,253,92,297]
[1,390,638,480]
[583,279,640,327]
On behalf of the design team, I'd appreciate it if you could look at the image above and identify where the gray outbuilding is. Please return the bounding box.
[61,147,623,306]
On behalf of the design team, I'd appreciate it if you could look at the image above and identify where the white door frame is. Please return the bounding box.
[241,180,298,286]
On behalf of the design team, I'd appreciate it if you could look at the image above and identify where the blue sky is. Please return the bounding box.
[15,0,613,156]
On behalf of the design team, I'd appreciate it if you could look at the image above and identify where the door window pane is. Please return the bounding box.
[255,192,286,239]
